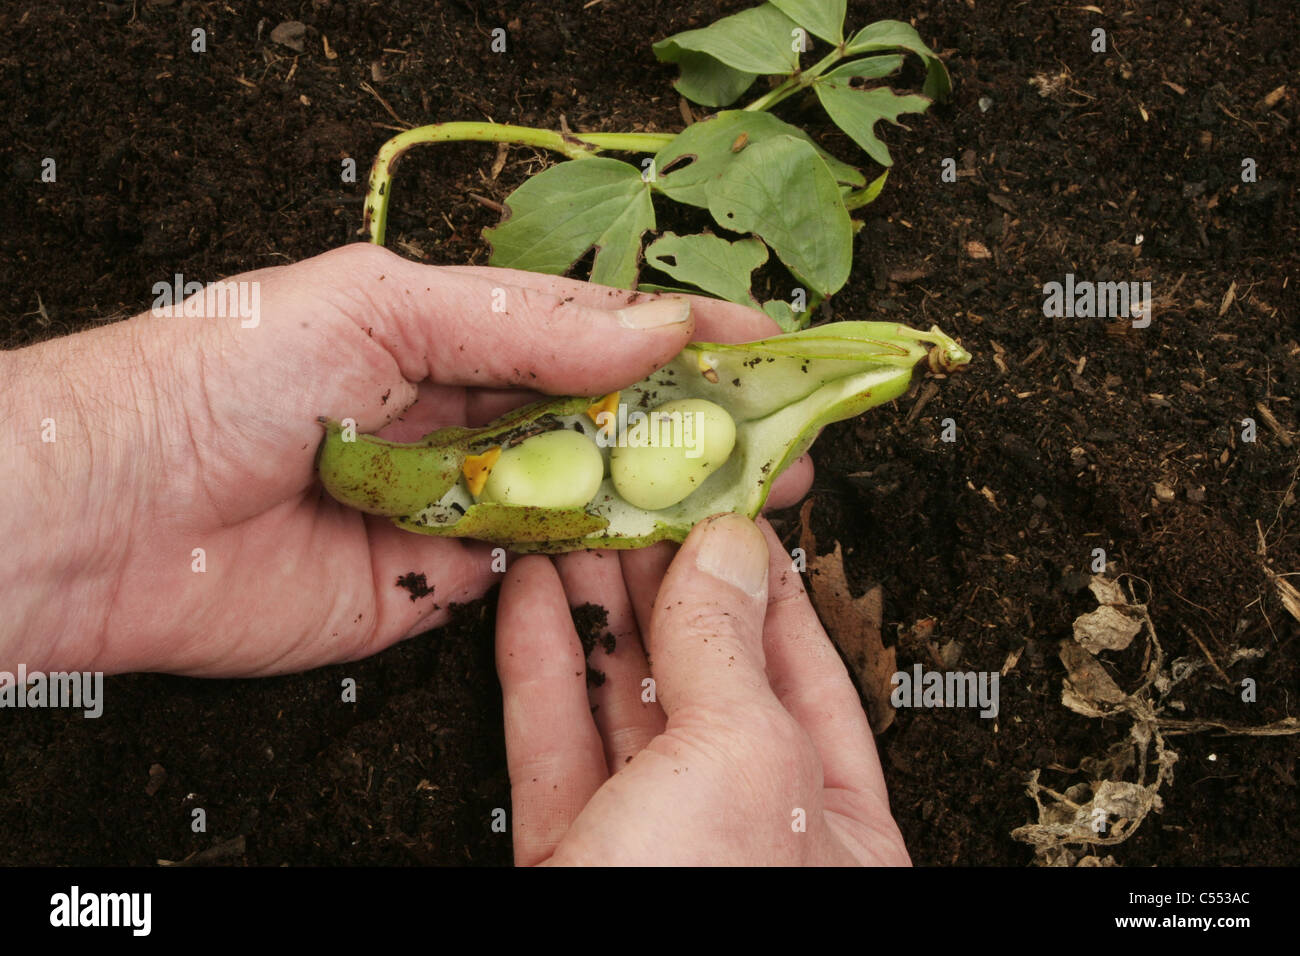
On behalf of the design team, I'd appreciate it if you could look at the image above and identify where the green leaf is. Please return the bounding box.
[847,169,889,210]
[644,232,769,306]
[653,4,801,79]
[652,111,864,210]
[820,54,905,83]
[706,136,852,297]
[762,299,805,332]
[814,81,932,167]
[484,158,654,289]
[844,19,951,101]
[660,50,756,108]
[813,55,928,168]
[770,0,846,44]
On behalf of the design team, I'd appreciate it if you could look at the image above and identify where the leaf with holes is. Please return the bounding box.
[644,232,769,306]
[655,50,757,108]
[654,3,802,108]
[814,64,933,168]
[707,136,852,297]
[844,19,951,101]
[484,158,654,289]
[653,111,865,211]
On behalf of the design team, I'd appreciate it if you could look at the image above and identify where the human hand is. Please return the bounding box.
[0,243,782,677]
[495,512,911,865]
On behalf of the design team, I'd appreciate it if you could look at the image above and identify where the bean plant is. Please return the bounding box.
[361,0,950,329]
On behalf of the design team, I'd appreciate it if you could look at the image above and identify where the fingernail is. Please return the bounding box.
[693,514,769,598]
[616,297,691,329]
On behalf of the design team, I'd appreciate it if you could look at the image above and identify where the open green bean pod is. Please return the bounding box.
[316,321,970,553]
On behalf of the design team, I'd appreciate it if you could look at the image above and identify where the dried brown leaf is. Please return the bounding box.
[1059,641,1127,712]
[798,500,895,733]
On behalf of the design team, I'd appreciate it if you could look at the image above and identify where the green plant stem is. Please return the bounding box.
[364,123,678,245]
[579,131,678,153]
[742,46,844,113]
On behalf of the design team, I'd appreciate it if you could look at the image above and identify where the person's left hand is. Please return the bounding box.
[1,243,793,676]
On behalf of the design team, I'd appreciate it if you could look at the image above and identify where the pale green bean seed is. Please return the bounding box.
[479,430,603,509]
[610,398,736,510]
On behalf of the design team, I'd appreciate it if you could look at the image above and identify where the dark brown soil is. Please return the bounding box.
[1,0,1296,866]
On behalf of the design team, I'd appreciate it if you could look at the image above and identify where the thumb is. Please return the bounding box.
[646,513,776,716]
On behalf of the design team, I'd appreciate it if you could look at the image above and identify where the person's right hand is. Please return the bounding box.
[496,513,911,865]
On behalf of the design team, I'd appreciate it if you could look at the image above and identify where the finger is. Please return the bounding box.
[496,556,608,865]
[315,244,695,394]
[765,454,814,511]
[755,519,890,799]
[440,264,780,342]
[619,541,677,641]
[553,550,666,771]
[645,513,778,716]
